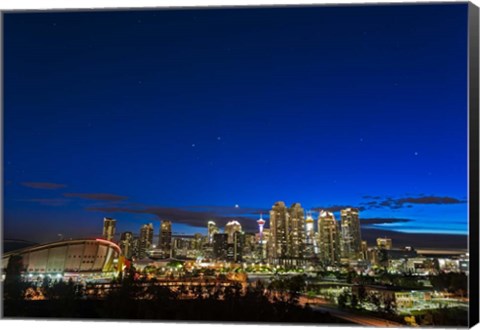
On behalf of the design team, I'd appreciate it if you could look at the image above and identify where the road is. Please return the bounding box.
[299,296,403,327]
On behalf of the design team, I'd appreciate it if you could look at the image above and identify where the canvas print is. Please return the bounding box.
[2,2,478,328]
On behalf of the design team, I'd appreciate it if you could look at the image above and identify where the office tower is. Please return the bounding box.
[138,223,154,259]
[225,220,242,244]
[242,232,257,261]
[318,210,340,265]
[119,231,134,259]
[304,211,316,258]
[230,231,244,262]
[158,220,172,257]
[207,221,219,243]
[288,203,305,259]
[213,233,228,260]
[340,208,362,260]
[269,201,289,259]
[102,217,116,241]
[376,237,393,250]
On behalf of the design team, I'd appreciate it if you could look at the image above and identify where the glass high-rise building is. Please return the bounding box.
[225,220,242,244]
[138,223,154,259]
[269,201,289,260]
[158,220,172,256]
[288,203,305,259]
[207,221,219,243]
[269,201,305,263]
[102,217,116,241]
[213,233,228,260]
[340,208,362,260]
[318,210,340,266]
[119,231,134,259]
[304,211,316,258]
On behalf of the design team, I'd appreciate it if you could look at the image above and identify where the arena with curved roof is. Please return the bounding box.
[2,238,121,280]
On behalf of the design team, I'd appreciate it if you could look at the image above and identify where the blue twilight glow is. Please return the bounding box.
[4,4,469,244]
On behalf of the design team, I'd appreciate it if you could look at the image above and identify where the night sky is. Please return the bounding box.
[4,4,469,246]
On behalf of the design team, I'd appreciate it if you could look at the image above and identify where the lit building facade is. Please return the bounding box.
[138,223,154,259]
[207,221,219,243]
[304,212,316,258]
[377,237,393,250]
[269,201,289,260]
[2,238,120,279]
[225,220,242,244]
[340,208,362,260]
[158,220,172,257]
[119,231,134,259]
[269,201,306,264]
[288,203,305,259]
[318,210,340,266]
[213,233,228,260]
[361,240,368,260]
[102,217,116,241]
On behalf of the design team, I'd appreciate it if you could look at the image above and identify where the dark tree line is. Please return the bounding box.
[3,267,347,324]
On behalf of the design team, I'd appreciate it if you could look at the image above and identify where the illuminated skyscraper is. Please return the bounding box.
[361,240,368,260]
[269,201,288,259]
[230,231,244,262]
[318,210,340,265]
[213,233,228,260]
[102,217,116,241]
[207,221,219,243]
[225,220,242,244]
[304,211,316,258]
[269,201,305,263]
[119,231,134,259]
[158,220,172,257]
[340,208,362,260]
[288,203,305,259]
[138,223,154,259]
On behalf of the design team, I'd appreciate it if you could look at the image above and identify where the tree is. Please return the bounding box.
[357,284,367,302]
[337,291,348,309]
[383,297,396,315]
[350,294,359,309]
[3,255,28,301]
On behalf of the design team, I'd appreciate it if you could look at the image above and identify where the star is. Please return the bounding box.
[235,204,239,208]
[191,144,196,147]
[217,136,221,141]
[414,151,419,156]
[360,138,364,142]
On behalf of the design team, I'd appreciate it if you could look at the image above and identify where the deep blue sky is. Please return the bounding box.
[4,4,469,244]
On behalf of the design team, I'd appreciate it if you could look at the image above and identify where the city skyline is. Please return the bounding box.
[4,4,469,245]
